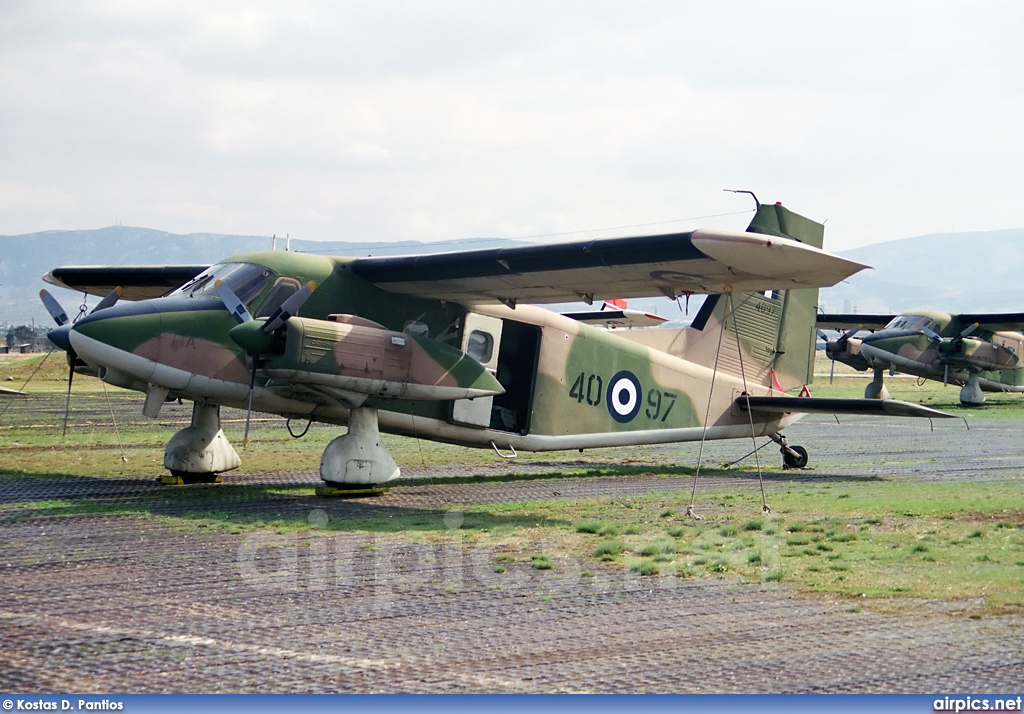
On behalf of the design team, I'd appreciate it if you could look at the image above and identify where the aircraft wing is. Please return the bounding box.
[817,314,894,331]
[350,228,868,304]
[561,308,668,328]
[43,265,210,300]
[956,312,1024,332]
[737,396,956,419]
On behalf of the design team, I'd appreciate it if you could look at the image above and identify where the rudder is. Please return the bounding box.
[687,203,824,392]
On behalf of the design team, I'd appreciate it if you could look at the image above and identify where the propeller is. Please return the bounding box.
[926,323,979,384]
[216,280,253,324]
[824,327,860,383]
[40,290,69,326]
[217,280,317,445]
[39,287,123,437]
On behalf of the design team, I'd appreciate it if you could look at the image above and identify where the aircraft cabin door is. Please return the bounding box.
[451,312,503,427]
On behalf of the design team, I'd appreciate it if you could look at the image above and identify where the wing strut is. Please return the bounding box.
[688,292,729,520]
[727,292,771,514]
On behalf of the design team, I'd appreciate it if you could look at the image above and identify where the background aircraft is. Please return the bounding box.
[38,202,950,488]
[819,311,1024,405]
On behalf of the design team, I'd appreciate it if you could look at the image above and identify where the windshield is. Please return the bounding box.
[170,263,276,306]
[884,314,937,332]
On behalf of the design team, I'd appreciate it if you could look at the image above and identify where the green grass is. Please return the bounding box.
[5,353,1024,613]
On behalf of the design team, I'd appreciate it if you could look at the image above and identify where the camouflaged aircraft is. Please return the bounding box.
[819,311,1024,405]
[39,202,952,488]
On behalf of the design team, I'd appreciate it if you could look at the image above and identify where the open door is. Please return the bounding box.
[451,313,502,427]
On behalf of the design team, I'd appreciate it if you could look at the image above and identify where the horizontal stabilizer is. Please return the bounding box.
[736,396,956,419]
[0,386,28,398]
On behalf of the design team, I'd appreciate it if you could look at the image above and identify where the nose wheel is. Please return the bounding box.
[769,432,809,469]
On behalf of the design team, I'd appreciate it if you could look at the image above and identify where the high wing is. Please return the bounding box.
[956,312,1024,333]
[561,308,668,328]
[43,265,210,300]
[817,313,894,331]
[350,228,868,304]
[738,396,955,419]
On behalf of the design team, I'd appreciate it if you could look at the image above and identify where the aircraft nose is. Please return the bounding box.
[68,298,163,355]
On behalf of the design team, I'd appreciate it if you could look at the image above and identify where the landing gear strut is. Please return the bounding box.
[163,402,241,484]
[959,373,985,406]
[320,407,401,487]
[864,368,891,400]
[769,432,808,469]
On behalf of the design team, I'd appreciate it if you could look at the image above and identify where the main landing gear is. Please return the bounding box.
[864,368,891,400]
[769,432,808,469]
[162,402,241,484]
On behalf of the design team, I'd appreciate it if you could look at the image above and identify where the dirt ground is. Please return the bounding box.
[2,412,1023,692]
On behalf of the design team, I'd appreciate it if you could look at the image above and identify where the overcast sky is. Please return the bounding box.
[1,1,1022,250]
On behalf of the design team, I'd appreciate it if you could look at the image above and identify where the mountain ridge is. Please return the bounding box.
[3,224,1022,326]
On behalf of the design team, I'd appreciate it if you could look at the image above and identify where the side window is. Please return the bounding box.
[466,330,494,364]
[403,320,429,338]
[255,278,301,318]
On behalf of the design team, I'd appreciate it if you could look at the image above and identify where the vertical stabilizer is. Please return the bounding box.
[685,203,824,391]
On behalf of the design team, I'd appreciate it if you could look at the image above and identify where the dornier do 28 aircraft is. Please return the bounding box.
[40,201,953,488]
[818,310,1024,405]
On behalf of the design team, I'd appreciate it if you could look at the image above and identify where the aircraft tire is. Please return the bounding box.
[169,470,221,484]
[783,445,808,469]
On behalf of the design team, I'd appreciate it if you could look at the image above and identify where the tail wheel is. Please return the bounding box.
[783,445,808,469]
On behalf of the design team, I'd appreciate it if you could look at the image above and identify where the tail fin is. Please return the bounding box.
[687,203,823,391]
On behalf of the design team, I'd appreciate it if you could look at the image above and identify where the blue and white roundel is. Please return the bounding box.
[606,370,642,423]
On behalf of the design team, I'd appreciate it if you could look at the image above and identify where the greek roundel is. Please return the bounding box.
[606,371,642,423]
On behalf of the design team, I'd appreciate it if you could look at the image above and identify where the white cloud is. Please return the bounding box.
[0,0,1022,249]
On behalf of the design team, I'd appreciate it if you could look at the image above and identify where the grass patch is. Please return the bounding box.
[640,540,676,556]
[530,554,554,570]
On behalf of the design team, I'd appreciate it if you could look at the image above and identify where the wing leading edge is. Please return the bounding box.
[44,266,210,301]
[350,228,868,305]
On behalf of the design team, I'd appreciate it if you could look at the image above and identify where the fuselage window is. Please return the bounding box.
[404,321,429,338]
[466,329,494,364]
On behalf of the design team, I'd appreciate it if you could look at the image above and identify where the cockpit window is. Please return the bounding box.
[170,263,275,306]
[255,278,301,318]
[884,314,934,332]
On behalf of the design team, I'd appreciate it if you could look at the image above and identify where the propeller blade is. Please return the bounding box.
[90,286,122,314]
[829,358,836,384]
[262,281,316,333]
[243,357,257,447]
[840,326,860,342]
[922,326,942,342]
[944,362,949,385]
[960,322,979,339]
[62,358,74,438]
[40,290,69,327]
[216,281,253,324]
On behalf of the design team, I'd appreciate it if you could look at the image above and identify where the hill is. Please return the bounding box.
[3,224,1023,327]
